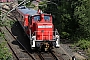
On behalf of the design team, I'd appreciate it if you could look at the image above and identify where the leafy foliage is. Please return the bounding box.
[75,39,90,50]
[39,1,48,11]
[0,32,4,39]
[0,42,12,60]
[61,32,70,39]
[0,4,12,60]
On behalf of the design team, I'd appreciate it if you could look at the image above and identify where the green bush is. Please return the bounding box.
[76,39,90,50]
[26,2,31,7]
[0,32,4,39]
[0,42,12,60]
[61,32,70,39]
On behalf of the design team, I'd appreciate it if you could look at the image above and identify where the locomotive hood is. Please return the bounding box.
[35,23,54,40]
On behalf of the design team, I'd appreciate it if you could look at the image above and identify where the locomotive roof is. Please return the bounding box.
[17,6,38,16]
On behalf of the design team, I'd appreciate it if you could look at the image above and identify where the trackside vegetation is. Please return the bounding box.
[0,6,12,60]
[0,29,12,60]
[0,41,12,60]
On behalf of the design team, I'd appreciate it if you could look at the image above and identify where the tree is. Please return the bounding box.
[45,0,90,41]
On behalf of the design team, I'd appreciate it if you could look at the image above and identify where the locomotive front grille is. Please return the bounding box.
[32,31,57,41]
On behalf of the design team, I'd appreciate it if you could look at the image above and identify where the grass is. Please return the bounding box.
[0,41,12,60]
[70,39,90,59]
[86,48,90,59]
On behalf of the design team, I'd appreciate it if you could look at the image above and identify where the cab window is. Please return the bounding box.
[34,16,40,21]
[44,15,50,21]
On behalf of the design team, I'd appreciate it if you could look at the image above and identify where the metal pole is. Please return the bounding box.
[23,0,30,6]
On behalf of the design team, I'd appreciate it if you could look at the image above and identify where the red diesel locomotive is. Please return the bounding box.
[16,6,60,51]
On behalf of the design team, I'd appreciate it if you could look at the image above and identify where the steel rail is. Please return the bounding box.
[0,27,19,60]
[5,26,36,60]
[37,52,45,60]
[50,51,60,60]
[36,50,64,60]
[36,52,60,60]
[50,50,64,60]
[4,38,20,60]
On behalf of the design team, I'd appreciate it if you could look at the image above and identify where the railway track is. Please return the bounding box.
[1,5,36,59]
[4,26,36,60]
[4,38,20,60]
[35,50,64,60]
[37,52,58,60]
